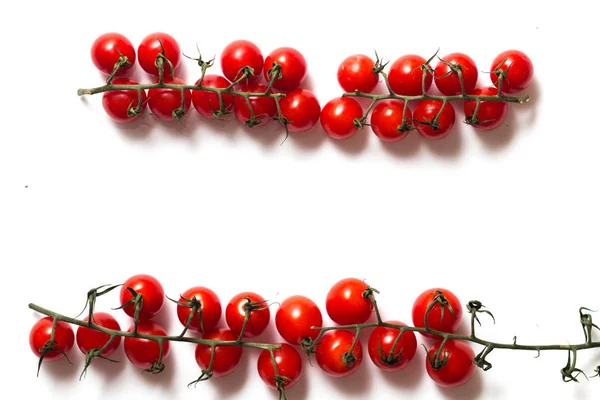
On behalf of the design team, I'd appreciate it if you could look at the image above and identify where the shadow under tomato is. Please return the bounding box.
[422,124,464,159]
[378,349,425,392]
[42,350,82,382]
[329,130,370,155]
[112,115,154,140]
[243,120,288,148]
[379,131,422,158]
[210,345,251,398]
[136,347,178,388]
[436,368,484,399]
[289,124,328,151]
[91,343,127,382]
[326,356,374,397]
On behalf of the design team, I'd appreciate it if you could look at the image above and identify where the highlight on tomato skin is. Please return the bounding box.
[29,317,75,360]
[367,321,417,371]
[123,320,171,370]
[195,328,243,378]
[102,78,147,123]
[263,47,307,91]
[490,50,534,94]
[337,54,379,93]
[91,32,136,76]
[137,32,181,77]
[425,339,477,387]
[412,287,463,339]
[326,277,373,325]
[315,329,363,377]
[119,274,165,321]
[320,97,363,140]
[275,295,323,345]
[257,343,303,389]
[76,312,121,357]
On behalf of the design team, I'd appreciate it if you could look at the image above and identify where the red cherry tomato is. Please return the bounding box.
[148,77,192,121]
[367,321,417,371]
[195,328,242,378]
[279,89,321,132]
[257,343,303,389]
[337,54,379,93]
[176,286,222,333]
[264,47,307,91]
[315,330,363,377]
[137,32,181,76]
[464,87,508,131]
[91,32,136,76]
[320,97,363,139]
[233,83,276,127]
[426,339,476,387]
[412,288,463,339]
[191,74,234,119]
[275,295,323,345]
[123,321,170,369]
[220,40,264,83]
[119,274,165,321]
[370,99,412,142]
[412,100,456,140]
[76,312,121,357]
[434,52,478,96]
[226,292,270,338]
[490,50,534,93]
[388,54,432,96]
[326,278,373,325]
[29,317,74,361]
[102,78,147,123]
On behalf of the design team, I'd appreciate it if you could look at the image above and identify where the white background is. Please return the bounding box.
[1,0,599,399]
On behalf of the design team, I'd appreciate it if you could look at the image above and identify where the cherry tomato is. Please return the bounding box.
[264,47,307,91]
[257,343,303,389]
[326,278,373,325]
[367,321,417,371]
[226,292,270,338]
[434,52,478,96]
[191,74,234,119]
[320,97,363,139]
[123,321,170,369]
[91,32,136,76]
[119,274,165,321]
[76,312,121,357]
[315,330,363,377]
[102,78,147,123]
[464,86,508,131]
[412,100,456,140]
[275,295,322,345]
[176,286,222,333]
[233,83,276,127]
[412,288,463,339]
[220,40,264,83]
[29,317,74,360]
[426,339,476,387]
[137,32,181,76]
[195,328,242,378]
[370,99,412,142]
[148,77,192,121]
[490,50,534,93]
[279,89,321,132]
[388,54,432,96]
[337,54,379,93]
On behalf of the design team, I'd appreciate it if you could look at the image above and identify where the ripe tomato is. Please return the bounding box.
[275,295,322,345]
[279,89,321,132]
[176,286,222,333]
[337,54,379,93]
[220,40,264,83]
[29,317,74,360]
[123,321,170,369]
[412,288,463,339]
[233,83,276,127]
[191,74,234,119]
[367,321,417,371]
[264,47,307,91]
[388,54,432,96]
[148,77,192,121]
[434,53,478,96]
[226,292,270,338]
[257,343,303,389]
[320,97,363,139]
[370,99,412,142]
[315,330,363,377]
[490,50,534,93]
[119,274,165,321]
[412,100,456,139]
[137,32,181,76]
[463,87,508,131]
[91,32,136,76]
[326,278,373,325]
[76,312,121,357]
[195,328,242,378]
[102,78,147,123]
[426,339,476,387]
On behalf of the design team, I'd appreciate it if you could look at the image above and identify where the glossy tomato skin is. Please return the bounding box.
[257,343,303,389]
[316,330,363,377]
[368,321,417,371]
[264,47,307,91]
[176,286,222,333]
[221,40,264,83]
[91,32,136,76]
[76,312,121,357]
[388,55,432,96]
[226,292,270,338]
[490,50,534,93]
[337,54,379,93]
[279,89,321,132]
[138,32,180,76]
[29,317,74,360]
[192,74,234,119]
[326,278,372,325]
[464,87,508,131]
[413,100,456,139]
[434,53,478,96]
[370,99,412,142]
[119,274,165,321]
[275,295,322,345]
[124,321,170,369]
[148,77,192,121]
[233,83,276,127]
[102,78,147,123]
[426,339,476,387]
[412,288,463,339]
[195,328,242,377]
[320,97,363,139]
